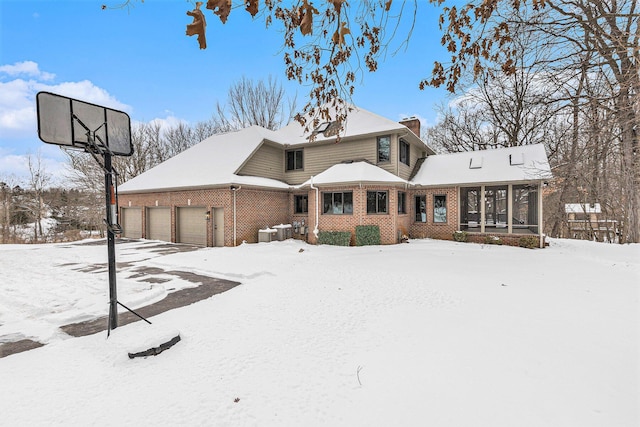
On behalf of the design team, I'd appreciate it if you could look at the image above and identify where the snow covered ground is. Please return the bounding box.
[0,237,638,426]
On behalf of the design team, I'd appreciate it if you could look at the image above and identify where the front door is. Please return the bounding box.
[213,208,224,247]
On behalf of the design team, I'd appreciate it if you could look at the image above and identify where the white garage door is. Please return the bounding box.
[121,208,142,238]
[176,207,207,246]
[146,207,171,242]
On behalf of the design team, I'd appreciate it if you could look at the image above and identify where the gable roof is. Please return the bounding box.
[119,125,290,193]
[119,106,433,194]
[277,104,429,149]
[411,144,552,187]
[118,107,552,194]
[297,161,408,188]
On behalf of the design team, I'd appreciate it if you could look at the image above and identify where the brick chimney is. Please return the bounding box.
[399,117,420,138]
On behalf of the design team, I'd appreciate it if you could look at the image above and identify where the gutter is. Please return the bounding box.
[309,176,320,239]
[231,185,242,246]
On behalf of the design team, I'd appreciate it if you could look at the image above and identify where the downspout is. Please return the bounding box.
[359,182,363,225]
[309,177,319,238]
[539,181,544,248]
[232,185,242,246]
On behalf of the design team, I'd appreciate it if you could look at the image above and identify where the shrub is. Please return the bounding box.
[355,225,381,246]
[317,231,351,246]
[484,235,502,245]
[518,236,539,249]
[453,230,468,242]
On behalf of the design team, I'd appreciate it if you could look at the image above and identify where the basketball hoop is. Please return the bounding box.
[36,91,136,333]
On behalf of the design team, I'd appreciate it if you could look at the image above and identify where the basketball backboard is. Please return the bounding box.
[36,91,133,156]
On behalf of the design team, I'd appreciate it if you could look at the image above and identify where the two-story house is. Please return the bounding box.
[117,106,552,247]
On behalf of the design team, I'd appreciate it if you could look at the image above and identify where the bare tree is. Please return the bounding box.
[212,76,296,131]
[26,152,51,242]
[0,175,20,244]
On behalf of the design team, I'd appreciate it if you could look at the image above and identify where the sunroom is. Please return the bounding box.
[411,144,552,246]
[460,184,540,234]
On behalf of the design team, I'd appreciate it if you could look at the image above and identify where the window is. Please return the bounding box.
[314,122,331,134]
[377,136,391,163]
[433,195,447,223]
[513,185,539,233]
[485,186,508,228]
[415,195,426,222]
[460,186,539,234]
[286,149,303,171]
[398,191,406,214]
[399,139,410,166]
[323,192,353,214]
[367,191,388,214]
[294,195,308,214]
[460,187,480,229]
[310,120,342,138]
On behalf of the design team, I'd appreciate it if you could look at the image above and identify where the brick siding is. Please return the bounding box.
[120,185,541,248]
[408,187,458,241]
[119,187,288,246]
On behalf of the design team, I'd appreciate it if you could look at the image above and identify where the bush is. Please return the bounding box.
[317,231,351,246]
[518,236,539,249]
[355,225,381,246]
[484,235,502,245]
[453,230,468,242]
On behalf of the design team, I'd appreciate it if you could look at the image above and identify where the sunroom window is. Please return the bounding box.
[460,185,539,234]
[485,186,508,230]
[460,188,480,229]
[513,185,539,233]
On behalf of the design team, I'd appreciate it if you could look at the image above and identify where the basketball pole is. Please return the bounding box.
[104,150,118,330]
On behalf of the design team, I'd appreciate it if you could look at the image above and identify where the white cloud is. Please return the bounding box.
[0,61,132,141]
[146,115,189,135]
[0,147,69,187]
[51,80,130,112]
[0,61,194,188]
[0,60,55,81]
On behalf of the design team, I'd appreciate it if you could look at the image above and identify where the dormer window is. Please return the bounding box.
[314,122,331,134]
[310,120,342,138]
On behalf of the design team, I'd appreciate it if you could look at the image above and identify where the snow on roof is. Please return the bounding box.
[119,108,550,194]
[411,144,552,187]
[119,126,290,193]
[297,161,407,187]
[277,104,417,145]
[565,203,601,214]
[119,106,430,193]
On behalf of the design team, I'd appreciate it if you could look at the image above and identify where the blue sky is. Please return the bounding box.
[0,1,451,184]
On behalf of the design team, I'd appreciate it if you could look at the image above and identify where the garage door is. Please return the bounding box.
[176,207,207,246]
[146,207,171,242]
[121,208,142,238]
